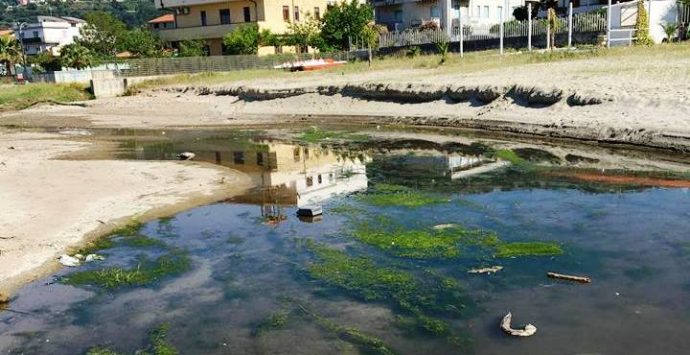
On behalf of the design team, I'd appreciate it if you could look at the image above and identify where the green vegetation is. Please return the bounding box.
[253,310,290,336]
[493,149,525,165]
[0,34,21,75]
[85,324,178,355]
[303,241,467,318]
[0,84,92,112]
[297,304,396,355]
[60,43,95,70]
[358,183,448,208]
[121,235,164,248]
[354,224,499,259]
[495,242,563,258]
[320,0,374,51]
[635,1,654,46]
[75,237,116,256]
[64,251,191,289]
[111,221,144,237]
[297,127,369,143]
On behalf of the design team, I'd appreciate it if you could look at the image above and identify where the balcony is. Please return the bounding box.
[156,23,246,42]
[155,0,244,10]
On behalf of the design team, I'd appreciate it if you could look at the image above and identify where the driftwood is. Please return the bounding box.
[547,272,591,283]
[500,312,537,337]
[468,266,503,274]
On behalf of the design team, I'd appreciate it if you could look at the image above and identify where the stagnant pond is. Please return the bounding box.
[2,127,690,355]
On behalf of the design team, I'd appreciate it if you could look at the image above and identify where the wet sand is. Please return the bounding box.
[0,130,252,297]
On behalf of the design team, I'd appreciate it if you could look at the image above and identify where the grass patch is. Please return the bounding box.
[64,250,191,289]
[86,347,122,355]
[111,221,144,237]
[0,83,92,112]
[493,149,525,165]
[495,242,563,258]
[86,324,178,355]
[297,127,369,143]
[354,224,500,259]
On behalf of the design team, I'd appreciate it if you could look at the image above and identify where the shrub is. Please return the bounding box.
[634,1,654,46]
[223,24,260,55]
[406,46,421,58]
[660,22,679,42]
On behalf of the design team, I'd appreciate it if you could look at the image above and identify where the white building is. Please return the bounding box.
[17,16,85,56]
[374,0,525,31]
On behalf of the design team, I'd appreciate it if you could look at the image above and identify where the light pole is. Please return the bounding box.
[16,22,28,75]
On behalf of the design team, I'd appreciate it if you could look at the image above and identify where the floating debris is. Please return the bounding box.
[432,224,457,230]
[547,272,591,283]
[59,254,105,267]
[500,312,537,337]
[468,266,503,275]
[176,152,196,160]
[297,205,323,217]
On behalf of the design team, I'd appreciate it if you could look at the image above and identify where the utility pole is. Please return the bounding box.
[568,2,573,48]
[528,2,532,51]
[16,23,28,76]
[607,0,612,48]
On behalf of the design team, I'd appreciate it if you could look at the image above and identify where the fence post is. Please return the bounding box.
[568,2,573,48]
[528,3,532,51]
[607,0,612,48]
[500,11,504,54]
[459,11,464,57]
[546,20,550,49]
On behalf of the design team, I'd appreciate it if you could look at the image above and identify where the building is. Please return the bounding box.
[15,16,85,56]
[374,0,526,31]
[148,13,177,31]
[154,0,330,56]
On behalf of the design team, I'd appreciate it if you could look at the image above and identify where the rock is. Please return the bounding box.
[500,312,537,337]
[84,254,105,263]
[433,224,457,230]
[58,254,81,267]
[468,266,504,274]
[176,152,196,160]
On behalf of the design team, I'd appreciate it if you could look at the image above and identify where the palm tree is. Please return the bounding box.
[0,35,21,76]
[660,22,679,43]
[60,43,95,70]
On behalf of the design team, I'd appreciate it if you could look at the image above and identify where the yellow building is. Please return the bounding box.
[155,0,330,56]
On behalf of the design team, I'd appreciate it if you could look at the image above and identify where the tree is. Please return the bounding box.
[60,43,94,70]
[512,5,538,21]
[634,1,654,46]
[360,22,386,67]
[223,24,260,55]
[660,22,678,43]
[80,11,127,57]
[0,34,21,75]
[287,15,323,54]
[30,51,62,72]
[547,7,557,49]
[320,0,373,51]
[178,40,206,57]
[120,28,161,57]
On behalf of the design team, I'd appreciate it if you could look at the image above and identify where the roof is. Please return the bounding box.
[148,14,175,24]
[36,16,86,24]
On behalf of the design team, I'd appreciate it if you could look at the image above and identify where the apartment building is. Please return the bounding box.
[155,0,330,56]
[15,16,85,56]
[374,0,525,31]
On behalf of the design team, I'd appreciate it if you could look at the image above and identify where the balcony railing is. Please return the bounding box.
[156,22,250,41]
[156,0,246,10]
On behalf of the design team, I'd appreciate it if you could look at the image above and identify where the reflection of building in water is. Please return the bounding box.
[189,141,370,210]
[374,149,489,180]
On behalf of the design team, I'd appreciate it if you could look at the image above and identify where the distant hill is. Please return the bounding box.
[0,0,165,28]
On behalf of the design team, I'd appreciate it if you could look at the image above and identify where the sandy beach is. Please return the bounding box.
[0,130,252,296]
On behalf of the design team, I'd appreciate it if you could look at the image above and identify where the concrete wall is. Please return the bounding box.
[90,78,128,98]
[32,70,115,84]
[609,0,677,44]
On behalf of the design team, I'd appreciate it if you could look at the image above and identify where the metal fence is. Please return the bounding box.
[680,3,690,24]
[119,51,353,77]
[373,10,607,50]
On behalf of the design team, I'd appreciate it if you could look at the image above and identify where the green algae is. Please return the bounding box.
[84,324,178,355]
[111,221,145,237]
[86,347,122,355]
[494,242,563,258]
[358,183,450,208]
[303,241,468,317]
[354,224,500,259]
[295,303,396,355]
[493,149,525,165]
[64,250,191,289]
[121,235,165,248]
[253,310,291,336]
[226,234,245,244]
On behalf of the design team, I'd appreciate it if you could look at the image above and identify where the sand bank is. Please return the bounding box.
[0,131,252,296]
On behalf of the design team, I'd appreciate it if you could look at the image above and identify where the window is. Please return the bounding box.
[497,6,503,20]
[430,5,440,18]
[233,151,245,164]
[200,11,207,26]
[475,6,480,17]
[317,174,322,184]
[306,176,313,187]
[283,6,290,21]
[394,10,403,22]
[482,6,489,19]
[32,31,39,38]
[220,9,231,25]
[256,152,264,166]
[304,147,309,159]
[243,7,251,22]
[293,147,301,162]
[294,6,300,22]
[314,7,320,20]
[153,23,160,29]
